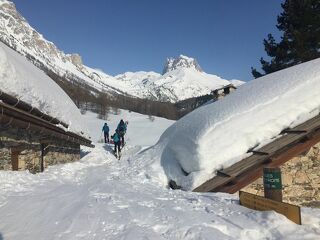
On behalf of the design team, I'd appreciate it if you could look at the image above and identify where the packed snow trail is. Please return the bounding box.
[1,144,320,240]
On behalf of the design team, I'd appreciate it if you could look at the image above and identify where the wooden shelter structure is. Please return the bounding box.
[193,113,320,194]
[211,84,237,100]
[0,89,94,172]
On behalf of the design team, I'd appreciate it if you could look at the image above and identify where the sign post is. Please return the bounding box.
[239,191,301,225]
[263,167,282,202]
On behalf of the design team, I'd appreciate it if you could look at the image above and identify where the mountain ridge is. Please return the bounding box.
[0,0,243,103]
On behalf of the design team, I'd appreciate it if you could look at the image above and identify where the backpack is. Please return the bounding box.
[112,133,120,142]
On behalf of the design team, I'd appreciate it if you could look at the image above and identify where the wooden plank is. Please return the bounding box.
[216,170,232,177]
[281,129,307,134]
[259,134,306,154]
[225,154,269,177]
[239,191,301,225]
[292,114,320,132]
[248,150,269,156]
[194,155,270,192]
[228,116,320,176]
[11,151,19,171]
[193,175,232,192]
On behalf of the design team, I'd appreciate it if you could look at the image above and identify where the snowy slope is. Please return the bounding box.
[0,111,319,239]
[0,0,131,95]
[137,57,320,190]
[0,0,116,93]
[0,41,89,137]
[0,1,243,102]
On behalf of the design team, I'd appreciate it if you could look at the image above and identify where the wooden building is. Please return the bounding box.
[193,113,320,207]
[0,90,94,173]
[211,84,237,101]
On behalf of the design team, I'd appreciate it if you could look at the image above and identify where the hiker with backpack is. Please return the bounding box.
[117,119,127,147]
[111,130,121,158]
[102,122,110,143]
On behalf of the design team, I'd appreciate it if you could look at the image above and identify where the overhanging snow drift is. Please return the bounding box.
[142,57,320,191]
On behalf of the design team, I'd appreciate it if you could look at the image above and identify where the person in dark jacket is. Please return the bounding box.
[116,119,127,146]
[102,123,110,143]
[111,130,121,156]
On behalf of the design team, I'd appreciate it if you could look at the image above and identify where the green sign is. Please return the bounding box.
[263,171,282,190]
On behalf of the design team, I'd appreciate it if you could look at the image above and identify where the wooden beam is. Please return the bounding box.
[216,170,232,178]
[248,150,269,156]
[281,129,307,134]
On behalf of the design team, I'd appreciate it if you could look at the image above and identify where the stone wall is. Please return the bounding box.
[19,148,41,173]
[0,134,81,173]
[242,142,320,207]
[0,148,11,170]
[44,146,80,167]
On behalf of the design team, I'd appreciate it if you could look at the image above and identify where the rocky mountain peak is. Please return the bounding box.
[67,54,83,66]
[0,0,83,68]
[162,55,203,74]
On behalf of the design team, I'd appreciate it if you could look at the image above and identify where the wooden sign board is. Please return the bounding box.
[239,191,301,225]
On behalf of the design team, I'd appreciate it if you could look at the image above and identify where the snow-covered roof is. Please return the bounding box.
[142,57,320,190]
[0,41,89,138]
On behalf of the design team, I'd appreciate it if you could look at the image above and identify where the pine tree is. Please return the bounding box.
[252,0,320,78]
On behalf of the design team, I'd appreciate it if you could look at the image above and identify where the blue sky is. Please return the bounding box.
[13,0,282,81]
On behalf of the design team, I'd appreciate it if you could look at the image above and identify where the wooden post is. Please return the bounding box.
[263,167,283,202]
[40,143,46,172]
[11,149,19,171]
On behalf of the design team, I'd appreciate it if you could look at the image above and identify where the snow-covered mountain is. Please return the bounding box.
[0,0,243,102]
[162,55,203,74]
[0,0,125,96]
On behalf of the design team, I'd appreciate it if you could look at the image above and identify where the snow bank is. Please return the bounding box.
[0,42,89,137]
[141,58,320,190]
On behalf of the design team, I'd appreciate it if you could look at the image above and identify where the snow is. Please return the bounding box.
[139,58,320,190]
[230,79,245,87]
[1,111,320,239]
[82,110,174,146]
[0,41,89,137]
[83,65,235,102]
[158,68,231,101]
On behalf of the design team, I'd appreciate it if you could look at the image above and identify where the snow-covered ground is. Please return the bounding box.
[1,111,320,240]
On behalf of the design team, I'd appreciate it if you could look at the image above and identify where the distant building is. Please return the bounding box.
[211,84,237,101]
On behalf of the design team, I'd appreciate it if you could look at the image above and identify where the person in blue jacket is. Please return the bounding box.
[111,130,121,155]
[116,119,127,146]
[102,123,110,143]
